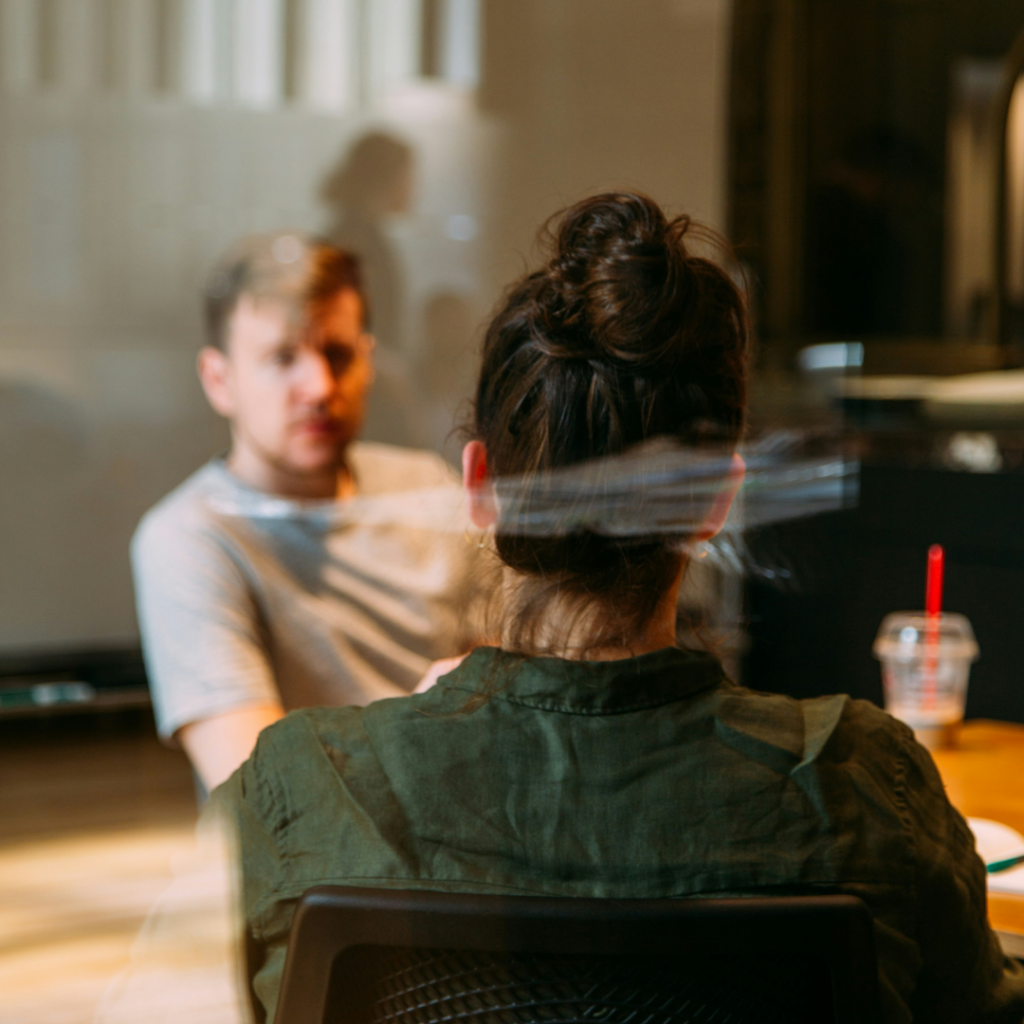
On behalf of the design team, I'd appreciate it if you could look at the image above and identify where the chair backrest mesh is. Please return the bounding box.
[327,945,835,1024]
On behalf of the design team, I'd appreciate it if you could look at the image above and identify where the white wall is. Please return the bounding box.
[0,0,489,652]
[0,0,733,655]
[480,0,733,291]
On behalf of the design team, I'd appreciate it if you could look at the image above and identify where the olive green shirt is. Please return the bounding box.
[212,646,1024,1024]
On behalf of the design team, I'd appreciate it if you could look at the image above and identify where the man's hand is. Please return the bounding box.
[413,654,469,694]
[176,702,285,793]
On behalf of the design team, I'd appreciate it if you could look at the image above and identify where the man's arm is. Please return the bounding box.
[192,653,470,790]
[413,653,469,693]
[177,702,285,792]
[131,509,284,781]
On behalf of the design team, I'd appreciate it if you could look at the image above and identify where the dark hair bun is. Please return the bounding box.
[539,192,693,371]
[478,191,747,465]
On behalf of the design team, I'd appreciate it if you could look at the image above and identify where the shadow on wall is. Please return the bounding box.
[321,131,416,354]
[321,131,422,449]
[0,379,93,648]
[0,379,87,479]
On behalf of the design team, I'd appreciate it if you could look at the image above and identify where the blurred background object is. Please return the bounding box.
[729,0,1024,724]
[730,0,1024,358]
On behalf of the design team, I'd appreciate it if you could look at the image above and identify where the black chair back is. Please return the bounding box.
[274,887,882,1024]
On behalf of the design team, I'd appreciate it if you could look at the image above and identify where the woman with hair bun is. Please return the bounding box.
[215,194,1024,1023]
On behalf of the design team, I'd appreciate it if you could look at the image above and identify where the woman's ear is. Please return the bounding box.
[694,452,745,542]
[462,440,497,530]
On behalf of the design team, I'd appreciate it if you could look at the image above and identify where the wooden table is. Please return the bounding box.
[931,720,1024,935]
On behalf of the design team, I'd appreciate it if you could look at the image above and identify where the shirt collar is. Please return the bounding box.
[438,646,724,715]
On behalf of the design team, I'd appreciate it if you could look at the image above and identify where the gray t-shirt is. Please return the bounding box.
[131,443,490,740]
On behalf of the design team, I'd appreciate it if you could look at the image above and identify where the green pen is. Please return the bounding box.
[987,854,1024,874]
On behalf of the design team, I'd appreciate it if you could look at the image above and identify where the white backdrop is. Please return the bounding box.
[0,0,732,656]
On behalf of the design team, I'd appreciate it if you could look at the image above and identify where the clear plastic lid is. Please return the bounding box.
[873,612,979,662]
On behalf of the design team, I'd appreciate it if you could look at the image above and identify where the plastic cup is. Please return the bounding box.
[872,612,979,749]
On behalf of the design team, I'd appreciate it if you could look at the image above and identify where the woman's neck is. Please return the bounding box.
[501,564,684,662]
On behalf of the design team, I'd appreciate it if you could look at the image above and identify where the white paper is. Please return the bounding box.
[967,818,1024,895]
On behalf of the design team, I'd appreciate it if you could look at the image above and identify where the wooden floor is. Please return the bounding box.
[0,712,202,1024]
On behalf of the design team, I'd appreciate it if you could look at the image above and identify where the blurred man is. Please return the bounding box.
[131,233,485,791]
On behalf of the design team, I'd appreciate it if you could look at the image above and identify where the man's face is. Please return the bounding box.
[200,288,373,489]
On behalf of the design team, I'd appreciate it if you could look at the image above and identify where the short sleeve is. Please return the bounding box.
[899,731,1024,1022]
[131,509,280,740]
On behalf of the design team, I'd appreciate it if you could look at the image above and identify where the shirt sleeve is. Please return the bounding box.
[899,731,1024,1023]
[131,510,280,741]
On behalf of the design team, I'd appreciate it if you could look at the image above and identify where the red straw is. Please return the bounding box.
[923,545,944,707]
[925,544,945,616]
